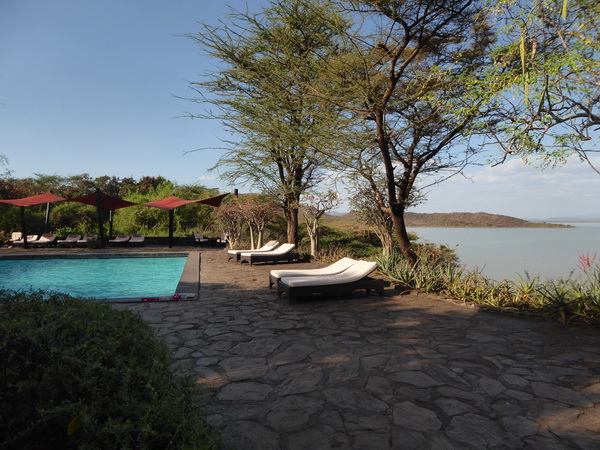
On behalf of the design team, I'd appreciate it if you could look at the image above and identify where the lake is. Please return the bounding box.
[408,224,600,282]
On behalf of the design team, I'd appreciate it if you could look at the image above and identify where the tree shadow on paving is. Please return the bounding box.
[192,282,600,447]
[162,249,600,447]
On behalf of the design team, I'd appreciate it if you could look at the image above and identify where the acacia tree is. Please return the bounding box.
[349,179,395,257]
[300,190,339,257]
[319,0,497,264]
[187,0,349,245]
[241,196,278,249]
[212,197,245,249]
[488,0,600,170]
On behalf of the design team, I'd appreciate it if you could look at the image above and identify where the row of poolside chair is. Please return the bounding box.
[56,234,98,247]
[108,234,145,246]
[269,257,384,303]
[9,233,98,248]
[8,232,145,247]
[227,241,299,265]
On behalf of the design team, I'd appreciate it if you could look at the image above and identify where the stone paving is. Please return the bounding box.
[110,248,600,449]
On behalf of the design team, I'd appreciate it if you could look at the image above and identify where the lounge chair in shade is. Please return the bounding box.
[30,233,57,247]
[12,234,39,246]
[9,232,22,243]
[129,234,145,246]
[269,257,358,289]
[239,243,298,265]
[227,240,279,262]
[57,234,81,247]
[76,234,98,247]
[108,235,130,245]
[277,260,384,303]
[194,233,209,246]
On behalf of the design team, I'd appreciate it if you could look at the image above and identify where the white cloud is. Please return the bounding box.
[412,156,600,220]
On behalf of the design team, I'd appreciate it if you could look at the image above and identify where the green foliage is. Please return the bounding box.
[0,291,219,449]
[0,175,220,238]
[488,0,600,166]
[378,251,600,324]
[322,0,497,264]
[317,224,382,260]
[50,202,98,235]
[188,0,351,244]
[114,182,219,237]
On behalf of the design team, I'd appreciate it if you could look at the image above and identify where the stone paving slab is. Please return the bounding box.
[113,248,600,449]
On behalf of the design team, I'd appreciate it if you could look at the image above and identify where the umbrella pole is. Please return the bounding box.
[21,206,28,249]
[109,210,114,237]
[44,202,50,233]
[96,189,105,248]
[169,209,174,248]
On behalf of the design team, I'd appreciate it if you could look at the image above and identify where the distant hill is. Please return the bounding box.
[325,211,571,228]
[404,212,571,228]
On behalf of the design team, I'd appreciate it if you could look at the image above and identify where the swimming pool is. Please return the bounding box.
[0,253,196,301]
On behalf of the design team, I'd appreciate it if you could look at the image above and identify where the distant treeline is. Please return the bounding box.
[0,174,223,238]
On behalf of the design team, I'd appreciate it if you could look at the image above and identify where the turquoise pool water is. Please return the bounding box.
[0,257,187,299]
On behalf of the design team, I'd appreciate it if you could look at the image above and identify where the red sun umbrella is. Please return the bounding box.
[67,189,138,247]
[0,192,66,248]
[143,193,230,248]
[0,192,66,207]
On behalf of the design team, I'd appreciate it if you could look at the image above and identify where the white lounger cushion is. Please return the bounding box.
[271,257,357,280]
[281,261,378,287]
[241,243,295,257]
[228,240,279,255]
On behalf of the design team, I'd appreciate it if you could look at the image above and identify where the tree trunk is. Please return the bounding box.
[285,207,299,246]
[306,219,319,258]
[249,226,255,249]
[390,206,417,265]
[256,228,264,249]
[375,230,394,257]
[313,220,320,257]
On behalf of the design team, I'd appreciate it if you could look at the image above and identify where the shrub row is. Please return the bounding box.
[0,290,219,449]
[377,252,600,325]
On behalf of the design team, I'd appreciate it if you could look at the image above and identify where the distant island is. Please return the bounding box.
[405,212,571,228]
[325,211,572,228]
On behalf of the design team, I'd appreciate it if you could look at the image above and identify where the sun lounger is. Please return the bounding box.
[30,233,57,247]
[9,232,22,243]
[269,257,358,289]
[108,235,130,246]
[129,234,145,246]
[194,233,209,246]
[76,234,98,247]
[277,260,384,303]
[239,243,298,265]
[12,234,39,247]
[57,234,81,247]
[227,240,279,262]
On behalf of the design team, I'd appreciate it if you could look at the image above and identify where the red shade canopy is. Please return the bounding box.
[143,196,199,210]
[68,191,137,210]
[143,193,229,210]
[196,193,229,207]
[0,192,66,207]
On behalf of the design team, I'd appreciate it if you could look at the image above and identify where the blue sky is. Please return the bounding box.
[1,0,599,220]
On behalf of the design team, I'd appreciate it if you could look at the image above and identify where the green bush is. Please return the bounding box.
[0,290,219,449]
[377,252,600,325]
[317,225,381,259]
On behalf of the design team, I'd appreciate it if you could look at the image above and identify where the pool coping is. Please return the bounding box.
[0,251,201,303]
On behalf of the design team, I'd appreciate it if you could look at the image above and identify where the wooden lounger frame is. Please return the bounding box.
[277,277,384,303]
[240,252,300,265]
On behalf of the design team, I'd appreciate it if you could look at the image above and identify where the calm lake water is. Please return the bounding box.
[409,224,600,282]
